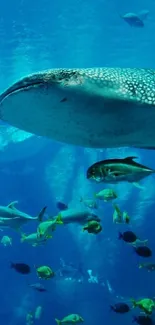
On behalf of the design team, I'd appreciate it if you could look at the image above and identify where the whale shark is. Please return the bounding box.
[0,67,155,149]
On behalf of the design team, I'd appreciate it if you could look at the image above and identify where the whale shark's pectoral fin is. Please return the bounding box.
[7,201,18,209]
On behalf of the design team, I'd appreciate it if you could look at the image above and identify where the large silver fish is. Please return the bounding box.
[87,156,155,184]
[1,67,155,149]
[56,208,100,225]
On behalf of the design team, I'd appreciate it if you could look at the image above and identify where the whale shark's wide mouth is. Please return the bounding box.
[0,69,84,102]
[0,78,45,102]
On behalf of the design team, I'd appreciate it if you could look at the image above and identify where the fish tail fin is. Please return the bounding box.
[131,298,137,308]
[118,232,123,240]
[21,233,26,243]
[110,305,114,311]
[55,319,61,325]
[138,10,149,21]
[83,223,88,230]
[37,229,40,238]
[125,217,130,224]
[143,239,148,246]
[37,206,47,222]
[56,215,63,225]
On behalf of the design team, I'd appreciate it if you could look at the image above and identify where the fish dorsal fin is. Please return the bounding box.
[7,201,18,209]
[124,156,138,162]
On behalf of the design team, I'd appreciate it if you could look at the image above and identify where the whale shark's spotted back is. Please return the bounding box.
[0,67,155,149]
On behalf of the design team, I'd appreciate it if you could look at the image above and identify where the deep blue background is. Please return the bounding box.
[0,0,155,324]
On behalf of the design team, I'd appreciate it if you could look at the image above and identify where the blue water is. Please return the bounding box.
[0,0,155,324]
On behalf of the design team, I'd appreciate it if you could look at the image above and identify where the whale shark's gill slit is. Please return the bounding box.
[0,80,44,102]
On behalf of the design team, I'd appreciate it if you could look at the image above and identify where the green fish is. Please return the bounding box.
[36,265,55,280]
[55,314,84,325]
[94,188,117,201]
[131,298,155,315]
[87,156,155,185]
[1,68,155,150]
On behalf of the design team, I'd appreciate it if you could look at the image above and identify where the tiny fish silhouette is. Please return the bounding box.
[29,283,47,292]
[111,302,130,313]
[56,202,68,211]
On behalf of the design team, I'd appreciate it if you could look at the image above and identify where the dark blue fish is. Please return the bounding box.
[110,302,130,313]
[56,202,68,211]
[119,231,137,243]
[11,262,31,274]
[134,246,152,257]
[133,315,153,325]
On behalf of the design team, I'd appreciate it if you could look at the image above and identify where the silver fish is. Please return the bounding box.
[1,68,155,150]
[57,208,100,225]
[87,156,155,184]
[29,283,47,292]
[121,13,144,27]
